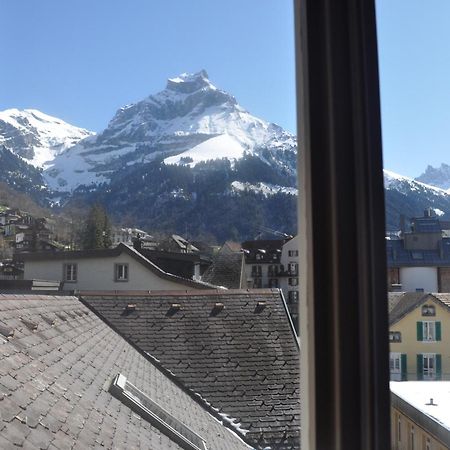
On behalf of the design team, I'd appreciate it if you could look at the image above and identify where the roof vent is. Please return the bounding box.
[125,304,137,312]
[211,302,224,316]
[254,301,267,313]
[40,315,56,326]
[0,324,14,339]
[55,312,67,322]
[426,398,437,406]
[167,303,181,316]
[20,318,38,331]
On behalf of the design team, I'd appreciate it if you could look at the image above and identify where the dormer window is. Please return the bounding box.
[421,304,435,316]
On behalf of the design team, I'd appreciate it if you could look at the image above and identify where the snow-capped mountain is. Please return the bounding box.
[383,169,450,229]
[415,163,450,190]
[0,109,94,169]
[384,169,449,196]
[44,70,296,192]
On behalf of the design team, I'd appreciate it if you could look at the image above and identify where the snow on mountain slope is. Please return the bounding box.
[383,169,449,196]
[164,134,245,166]
[0,109,94,169]
[44,70,297,192]
[231,181,298,197]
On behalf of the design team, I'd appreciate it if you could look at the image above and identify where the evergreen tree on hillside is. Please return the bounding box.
[81,204,112,249]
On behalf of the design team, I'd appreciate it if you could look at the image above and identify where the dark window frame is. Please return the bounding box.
[296,0,390,448]
[114,263,129,282]
[63,263,78,283]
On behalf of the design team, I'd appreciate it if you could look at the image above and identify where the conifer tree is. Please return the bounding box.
[81,204,112,249]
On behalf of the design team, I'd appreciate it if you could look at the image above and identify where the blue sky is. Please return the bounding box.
[1,1,449,178]
[0,0,295,133]
[376,0,450,177]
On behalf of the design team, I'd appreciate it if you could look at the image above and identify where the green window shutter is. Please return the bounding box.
[401,354,407,381]
[436,321,442,341]
[417,354,423,380]
[417,322,423,341]
[436,354,442,380]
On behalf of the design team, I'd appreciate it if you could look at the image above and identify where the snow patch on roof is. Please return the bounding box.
[390,381,450,431]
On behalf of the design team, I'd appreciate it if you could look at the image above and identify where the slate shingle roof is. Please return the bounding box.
[0,294,249,450]
[82,289,300,450]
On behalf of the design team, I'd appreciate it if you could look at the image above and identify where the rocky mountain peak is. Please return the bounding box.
[166,70,214,94]
[416,163,450,190]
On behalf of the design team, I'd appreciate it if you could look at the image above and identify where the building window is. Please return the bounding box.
[253,278,262,288]
[421,304,435,316]
[251,265,262,277]
[425,437,431,450]
[288,262,298,275]
[288,250,299,257]
[389,353,401,373]
[288,277,298,286]
[422,354,436,380]
[63,263,77,282]
[288,290,299,304]
[268,278,279,288]
[389,331,402,343]
[115,263,129,282]
[410,425,414,450]
[397,416,401,443]
[423,321,436,341]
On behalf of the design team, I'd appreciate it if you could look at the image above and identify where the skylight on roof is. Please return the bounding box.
[109,374,208,450]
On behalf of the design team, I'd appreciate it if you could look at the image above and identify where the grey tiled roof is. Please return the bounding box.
[388,292,405,314]
[82,289,300,450]
[201,250,244,289]
[0,294,249,450]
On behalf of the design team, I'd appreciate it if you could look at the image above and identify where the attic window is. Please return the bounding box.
[422,304,436,316]
[109,374,207,450]
[115,263,129,282]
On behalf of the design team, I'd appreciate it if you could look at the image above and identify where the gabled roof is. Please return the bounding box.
[389,292,450,326]
[14,243,218,290]
[81,289,300,450]
[0,294,249,449]
[201,248,244,288]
